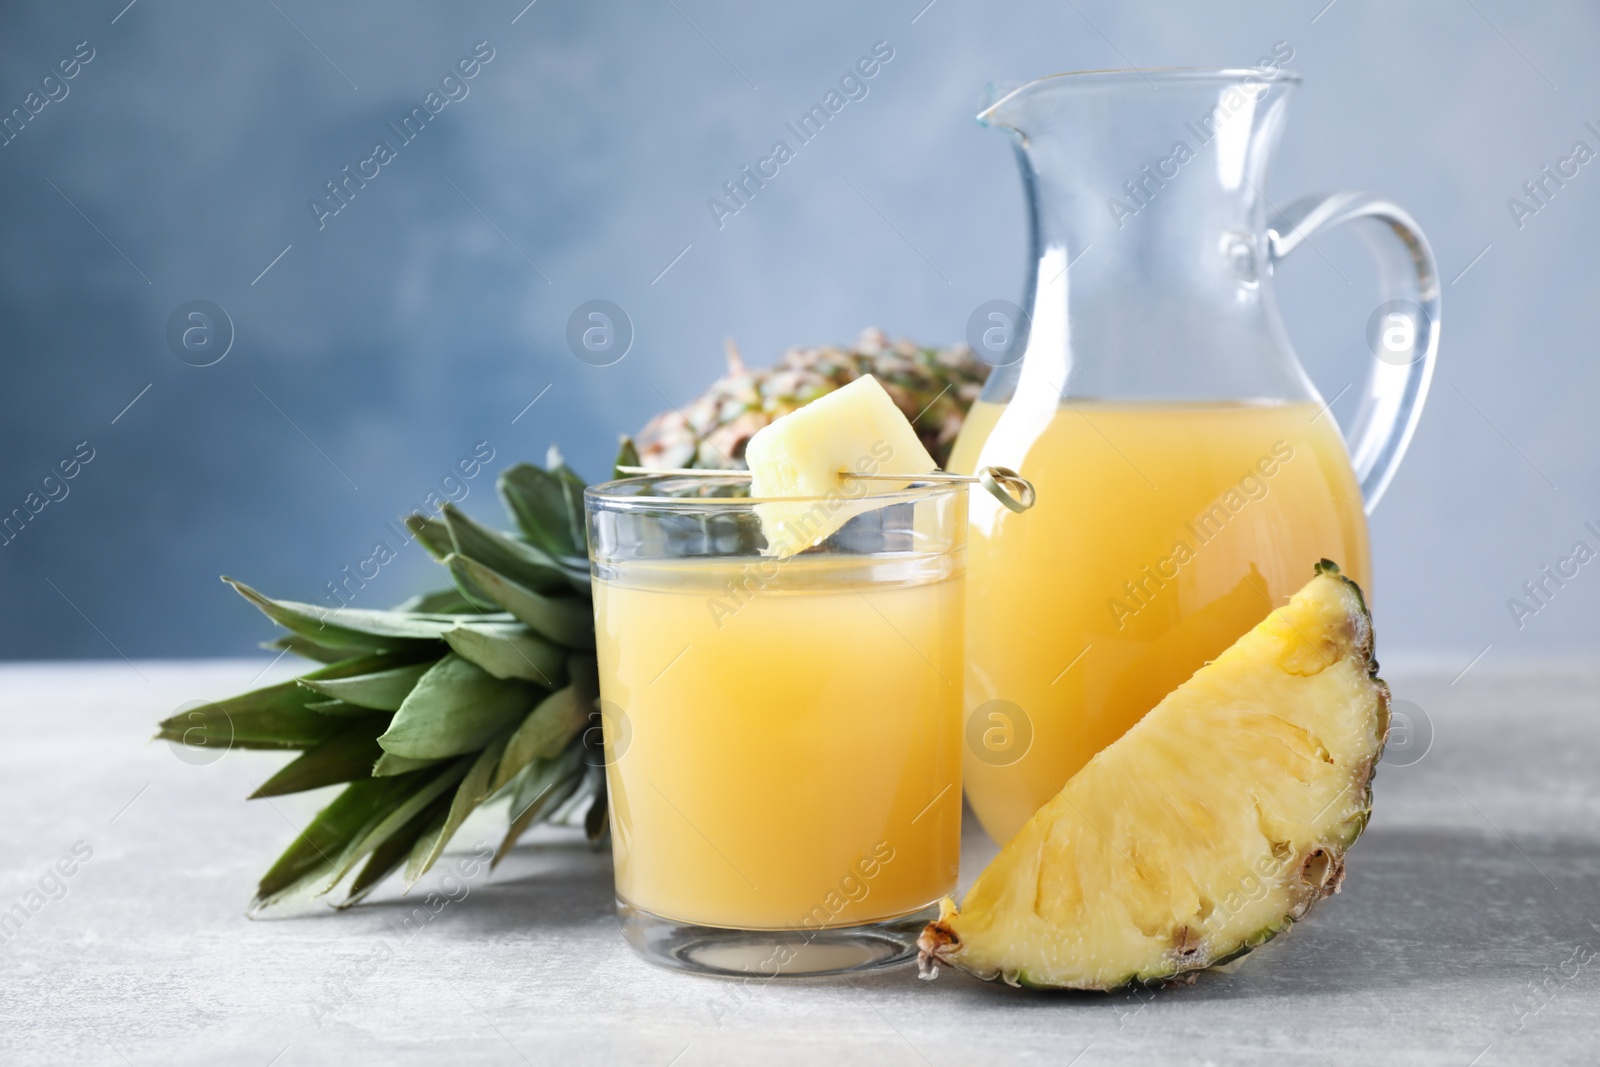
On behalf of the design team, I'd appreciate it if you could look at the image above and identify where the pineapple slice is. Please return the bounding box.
[919,562,1389,990]
[745,374,936,555]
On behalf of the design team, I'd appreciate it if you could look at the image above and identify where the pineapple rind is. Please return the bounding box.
[921,562,1388,991]
[745,375,937,556]
[633,329,990,471]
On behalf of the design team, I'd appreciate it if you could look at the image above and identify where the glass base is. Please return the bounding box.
[617,899,939,978]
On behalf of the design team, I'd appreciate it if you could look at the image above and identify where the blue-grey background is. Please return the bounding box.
[1,0,1594,661]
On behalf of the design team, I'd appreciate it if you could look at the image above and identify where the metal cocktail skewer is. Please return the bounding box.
[615,464,1037,514]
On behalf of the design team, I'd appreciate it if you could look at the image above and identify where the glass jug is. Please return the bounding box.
[949,67,1439,845]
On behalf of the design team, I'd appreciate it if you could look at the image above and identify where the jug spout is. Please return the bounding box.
[974,65,1311,403]
[978,66,1300,232]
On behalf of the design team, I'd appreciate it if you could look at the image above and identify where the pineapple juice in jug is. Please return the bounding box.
[950,398,1369,843]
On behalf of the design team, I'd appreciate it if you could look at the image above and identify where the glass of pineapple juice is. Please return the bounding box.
[584,472,966,977]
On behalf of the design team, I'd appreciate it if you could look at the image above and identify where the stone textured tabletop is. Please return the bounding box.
[2,657,1597,1065]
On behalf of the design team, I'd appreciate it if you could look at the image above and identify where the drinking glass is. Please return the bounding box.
[584,473,965,977]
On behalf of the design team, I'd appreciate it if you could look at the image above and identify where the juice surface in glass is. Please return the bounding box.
[949,399,1371,845]
[593,554,962,931]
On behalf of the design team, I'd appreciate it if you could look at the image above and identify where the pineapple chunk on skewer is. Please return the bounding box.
[745,374,936,556]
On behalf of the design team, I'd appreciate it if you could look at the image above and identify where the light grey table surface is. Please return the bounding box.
[2,657,1597,1066]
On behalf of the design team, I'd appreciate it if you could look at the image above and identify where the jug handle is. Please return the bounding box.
[1267,192,1441,513]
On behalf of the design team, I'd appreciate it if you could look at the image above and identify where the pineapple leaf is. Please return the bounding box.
[158,651,431,749]
[493,804,541,871]
[445,554,595,650]
[157,686,344,751]
[251,771,439,912]
[223,577,463,651]
[612,436,641,477]
[496,744,587,868]
[341,790,454,908]
[392,587,479,614]
[248,723,387,798]
[298,661,433,712]
[442,623,566,686]
[405,735,509,887]
[584,771,608,845]
[304,697,389,717]
[566,652,599,697]
[262,634,349,664]
[442,558,504,612]
[549,764,598,823]
[441,502,572,595]
[319,758,473,893]
[497,463,586,558]
[546,451,590,554]
[404,513,454,560]
[509,741,586,820]
[373,751,443,776]
[377,653,539,759]
[490,683,591,794]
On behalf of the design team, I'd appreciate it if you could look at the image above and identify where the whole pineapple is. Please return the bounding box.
[163,331,989,911]
[635,328,989,471]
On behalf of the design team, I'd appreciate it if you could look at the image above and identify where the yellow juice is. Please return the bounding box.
[949,399,1370,845]
[593,554,963,931]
